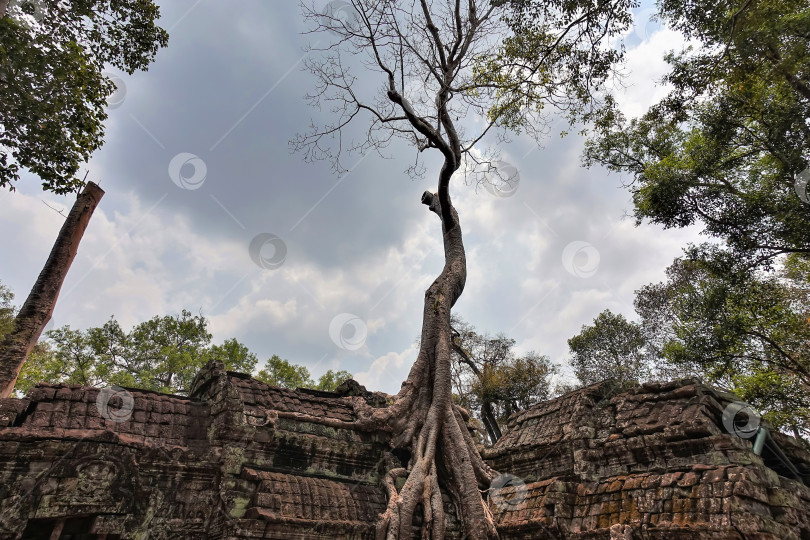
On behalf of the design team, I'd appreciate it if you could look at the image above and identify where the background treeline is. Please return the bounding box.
[0,284,349,397]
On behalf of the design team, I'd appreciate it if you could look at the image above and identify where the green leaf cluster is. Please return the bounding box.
[254,355,353,392]
[635,249,810,440]
[450,315,555,435]
[567,310,649,388]
[584,0,810,262]
[469,352,555,420]
[1,0,168,193]
[474,0,635,137]
[14,310,257,396]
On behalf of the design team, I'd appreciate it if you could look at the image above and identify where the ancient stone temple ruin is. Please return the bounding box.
[0,360,808,539]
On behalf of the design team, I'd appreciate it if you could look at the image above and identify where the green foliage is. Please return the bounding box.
[0,280,14,339]
[450,316,555,439]
[42,326,100,386]
[255,355,314,389]
[13,340,59,392]
[476,0,635,137]
[207,338,260,374]
[314,369,353,392]
[567,310,648,388]
[469,352,554,421]
[584,0,810,264]
[252,357,352,391]
[569,251,810,440]
[125,310,213,392]
[0,0,168,193]
[4,278,342,397]
[14,310,258,396]
[580,0,810,444]
[635,250,810,440]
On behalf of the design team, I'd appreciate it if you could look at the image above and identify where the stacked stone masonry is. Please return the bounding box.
[0,362,807,539]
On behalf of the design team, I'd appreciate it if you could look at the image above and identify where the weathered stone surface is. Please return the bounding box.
[0,366,807,539]
[0,361,392,539]
[485,380,810,539]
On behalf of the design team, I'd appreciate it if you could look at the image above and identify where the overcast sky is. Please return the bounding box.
[0,0,703,394]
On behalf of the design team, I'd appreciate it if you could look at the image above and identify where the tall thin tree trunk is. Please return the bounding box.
[450,336,502,443]
[481,401,502,443]
[0,182,104,397]
[0,0,9,19]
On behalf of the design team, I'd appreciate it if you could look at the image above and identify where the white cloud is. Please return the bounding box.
[354,342,419,393]
[612,27,692,119]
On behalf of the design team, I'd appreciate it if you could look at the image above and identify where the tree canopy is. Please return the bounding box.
[255,354,313,389]
[254,357,354,391]
[579,0,810,445]
[450,315,554,444]
[634,250,810,441]
[0,0,168,193]
[567,309,648,387]
[14,310,257,395]
[584,0,810,266]
[10,304,353,398]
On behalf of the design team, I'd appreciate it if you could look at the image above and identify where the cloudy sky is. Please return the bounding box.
[0,0,703,394]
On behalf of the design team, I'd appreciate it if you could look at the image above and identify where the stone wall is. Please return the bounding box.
[486,380,810,539]
[0,363,807,539]
[0,361,393,539]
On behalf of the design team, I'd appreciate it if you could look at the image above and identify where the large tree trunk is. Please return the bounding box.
[0,182,104,397]
[264,177,499,536]
[345,158,499,538]
[0,0,9,19]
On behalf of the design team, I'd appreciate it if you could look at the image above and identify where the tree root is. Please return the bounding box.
[269,192,500,538]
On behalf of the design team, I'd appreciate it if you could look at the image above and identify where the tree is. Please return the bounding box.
[634,250,810,441]
[28,326,101,388]
[0,182,104,397]
[579,0,810,444]
[13,311,259,396]
[584,0,810,268]
[0,280,14,339]
[450,316,513,443]
[564,307,709,390]
[208,338,262,373]
[567,309,649,387]
[293,1,631,536]
[126,310,216,393]
[470,354,554,431]
[315,369,354,391]
[255,355,314,389]
[450,316,553,444]
[1,0,169,193]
